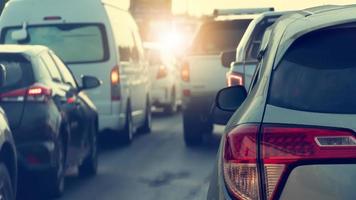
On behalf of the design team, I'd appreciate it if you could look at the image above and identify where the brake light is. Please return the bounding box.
[111,66,121,101]
[227,72,244,87]
[181,62,190,82]
[223,125,260,200]
[223,124,356,200]
[27,85,52,102]
[157,65,168,79]
[0,84,51,102]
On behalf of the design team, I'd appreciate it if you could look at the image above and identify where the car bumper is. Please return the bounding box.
[151,87,170,106]
[182,92,215,114]
[16,140,57,171]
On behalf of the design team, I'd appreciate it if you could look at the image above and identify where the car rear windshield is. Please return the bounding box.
[0,54,34,93]
[269,26,356,113]
[190,19,251,55]
[2,24,109,64]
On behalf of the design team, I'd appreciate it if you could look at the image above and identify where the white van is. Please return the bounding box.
[0,0,152,143]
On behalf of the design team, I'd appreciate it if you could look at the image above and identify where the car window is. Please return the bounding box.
[40,52,63,82]
[0,53,34,93]
[191,20,251,54]
[269,26,356,113]
[50,52,77,88]
[246,16,280,61]
[2,24,109,64]
[132,28,144,62]
[32,56,53,82]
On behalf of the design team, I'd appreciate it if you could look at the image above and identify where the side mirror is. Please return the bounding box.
[220,50,236,68]
[212,86,247,125]
[81,75,101,90]
[216,86,247,112]
[0,64,6,87]
[11,22,28,41]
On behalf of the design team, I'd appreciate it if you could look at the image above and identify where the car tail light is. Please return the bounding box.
[223,125,260,200]
[262,125,356,199]
[181,61,190,82]
[223,124,356,200]
[227,72,244,87]
[157,65,168,79]
[43,16,62,21]
[111,66,121,101]
[183,89,191,97]
[0,84,51,102]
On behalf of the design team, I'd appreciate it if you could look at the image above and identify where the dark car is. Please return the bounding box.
[208,5,356,200]
[0,45,100,197]
[0,65,17,200]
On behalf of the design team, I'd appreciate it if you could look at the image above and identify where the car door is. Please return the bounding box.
[49,51,90,163]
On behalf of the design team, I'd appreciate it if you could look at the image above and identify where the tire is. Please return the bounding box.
[183,111,204,146]
[0,164,15,200]
[163,88,177,115]
[140,98,152,134]
[121,104,134,144]
[42,135,66,198]
[79,123,98,177]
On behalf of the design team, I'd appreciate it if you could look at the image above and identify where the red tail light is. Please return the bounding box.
[181,62,190,82]
[223,124,356,200]
[111,66,121,101]
[157,65,168,79]
[227,72,244,87]
[0,84,52,102]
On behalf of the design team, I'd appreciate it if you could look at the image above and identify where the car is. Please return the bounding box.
[221,11,289,89]
[0,65,17,200]
[0,0,152,144]
[145,43,181,114]
[181,8,274,146]
[0,45,100,197]
[208,5,356,200]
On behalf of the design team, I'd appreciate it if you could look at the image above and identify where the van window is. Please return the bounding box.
[0,54,34,93]
[2,24,109,64]
[191,20,251,55]
[269,26,356,113]
[116,20,134,62]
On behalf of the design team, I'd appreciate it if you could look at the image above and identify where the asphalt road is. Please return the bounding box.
[19,112,222,200]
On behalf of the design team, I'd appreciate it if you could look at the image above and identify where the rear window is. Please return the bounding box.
[0,54,34,93]
[190,20,251,55]
[269,26,356,113]
[2,23,109,64]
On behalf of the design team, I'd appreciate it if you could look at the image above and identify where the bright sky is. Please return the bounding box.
[172,0,356,15]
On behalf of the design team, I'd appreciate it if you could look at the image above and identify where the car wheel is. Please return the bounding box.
[182,111,204,146]
[43,136,65,198]
[0,163,15,200]
[164,88,177,115]
[140,98,152,134]
[121,104,134,144]
[79,123,98,177]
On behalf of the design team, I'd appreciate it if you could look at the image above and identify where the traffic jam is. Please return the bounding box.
[0,0,355,200]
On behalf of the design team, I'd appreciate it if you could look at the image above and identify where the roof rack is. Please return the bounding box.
[213,7,274,17]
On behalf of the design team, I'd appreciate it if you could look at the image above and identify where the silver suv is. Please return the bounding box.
[209,5,356,200]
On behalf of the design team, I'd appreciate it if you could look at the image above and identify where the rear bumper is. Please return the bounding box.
[152,87,169,107]
[16,140,57,172]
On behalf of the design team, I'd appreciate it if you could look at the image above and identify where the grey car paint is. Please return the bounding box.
[208,5,356,200]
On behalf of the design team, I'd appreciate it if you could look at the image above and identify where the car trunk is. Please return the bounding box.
[187,54,228,93]
[260,26,356,199]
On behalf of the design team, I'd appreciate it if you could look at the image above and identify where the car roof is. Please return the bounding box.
[0,45,48,57]
[270,4,356,65]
